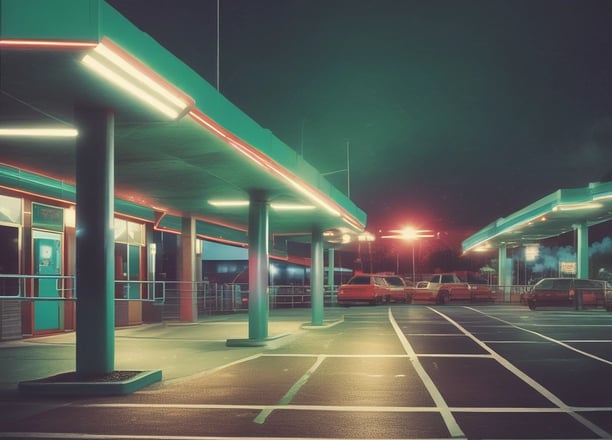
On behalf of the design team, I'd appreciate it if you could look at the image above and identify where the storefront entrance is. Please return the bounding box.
[33,231,62,331]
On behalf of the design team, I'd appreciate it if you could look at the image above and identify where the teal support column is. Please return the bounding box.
[248,196,269,340]
[311,227,324,326]
[327,248,335,292]
[498,246,509,302]
[179,217,197,322]
[75,107,115,375]
[575,223,589,279]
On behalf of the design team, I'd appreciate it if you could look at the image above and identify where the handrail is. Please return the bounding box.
[0,274,166,302]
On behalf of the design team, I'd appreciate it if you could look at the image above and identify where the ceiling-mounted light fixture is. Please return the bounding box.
[208,200,316,211]
[208,200,249,207]
[270,203,316,211]
[0,127,78,137]
[553,202,603,212]
[81,39,192,119]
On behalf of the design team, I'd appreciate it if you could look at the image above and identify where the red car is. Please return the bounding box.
[338,274,406,305]
[525,277,610,310]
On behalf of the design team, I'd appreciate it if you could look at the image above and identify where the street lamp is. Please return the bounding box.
[381,227,435,283]
[320,140,351,198]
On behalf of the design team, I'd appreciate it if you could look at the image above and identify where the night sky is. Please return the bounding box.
[106,0,612,242]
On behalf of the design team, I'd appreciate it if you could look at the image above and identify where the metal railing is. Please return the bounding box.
[0,275,339,318]
[0,274,76,299]
[489,285,532,303]
[1,274,536,319]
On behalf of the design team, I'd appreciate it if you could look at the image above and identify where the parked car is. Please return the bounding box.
[337,273,404,305]
[525,277,610,310]
[409,273,494,304]
[382,275,411,303]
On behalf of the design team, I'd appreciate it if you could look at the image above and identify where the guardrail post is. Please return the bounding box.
[574,289,584,310]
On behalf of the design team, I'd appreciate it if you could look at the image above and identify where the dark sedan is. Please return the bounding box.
[525,277,611,310]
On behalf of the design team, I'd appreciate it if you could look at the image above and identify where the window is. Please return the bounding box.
[0,225,19,296]
[348,276,370,285]
[385,277,404,287]
[552,279,572,290]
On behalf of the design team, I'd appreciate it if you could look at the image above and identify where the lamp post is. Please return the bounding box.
[382,227,435,282]
[358,231,375,273]
[321,140,350,197]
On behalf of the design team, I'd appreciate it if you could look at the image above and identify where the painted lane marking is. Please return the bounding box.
[261,353,409,358]
[388,308,465,438]
[78,402,612,412]
[430,307,612,439]
[416,354,492,358]
[562,339,612,343]
[164,353,263,385]
[1,433,421,440]
[253,354,325,424]
[465,306,612,367]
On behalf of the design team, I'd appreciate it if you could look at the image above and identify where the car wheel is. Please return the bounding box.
[438,291,450,305]
[528,300,536,310]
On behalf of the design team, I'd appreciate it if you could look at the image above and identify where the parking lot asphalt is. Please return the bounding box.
[1,304,612,439]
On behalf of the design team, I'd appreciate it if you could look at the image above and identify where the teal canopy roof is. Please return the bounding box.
[0,0,366,246]
[463,181,612,253]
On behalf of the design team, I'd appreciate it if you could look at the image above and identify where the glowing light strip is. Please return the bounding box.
[92,43,188,110]
[271,203,316,211]
[208,200,316,211]
[0,39,96,49]
[82,54,179,119]
[463,211,546,254]
[208,200,249,207]
[227,139,269,168]
[189,111,227,138]
[553,202,603,212]
[189,110,360,224]
[593,193,612,201]
[0,127,78,137]
[266,164,341,217]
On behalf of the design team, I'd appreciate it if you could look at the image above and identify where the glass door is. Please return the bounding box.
[33,230,62,330]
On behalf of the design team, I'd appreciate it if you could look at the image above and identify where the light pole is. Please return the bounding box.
[321,139,350,198]
[358,232,375,273]
[381,227,435,282]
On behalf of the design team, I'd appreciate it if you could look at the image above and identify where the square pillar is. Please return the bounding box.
[248,195,269,340]
[75,107,115,375]
[179,217,197,322]
[311,227,324,326]
[498,246,510,302]
[575,222,589,279]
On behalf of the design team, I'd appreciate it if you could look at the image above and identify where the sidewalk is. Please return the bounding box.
[0,308,345,395]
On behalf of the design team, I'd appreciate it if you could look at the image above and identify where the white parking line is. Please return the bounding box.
[253,355,325,424]
[78,402,612,412]
[465,306,612,366]
[1,433,413,440]
[430,307,612,439]
[388,308,465,438]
